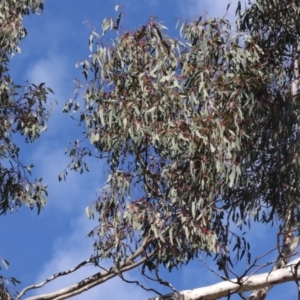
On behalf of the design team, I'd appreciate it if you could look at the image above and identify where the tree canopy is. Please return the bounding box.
[65,0,300,282]
[3,0,300,299]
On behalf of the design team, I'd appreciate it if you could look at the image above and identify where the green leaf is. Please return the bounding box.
[2,259,9,270]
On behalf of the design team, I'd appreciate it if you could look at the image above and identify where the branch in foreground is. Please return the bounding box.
[23,256,152,300]
[149,257,300,300]
[247,231,300,299]
[21,237,153,300]
[16,257,94,300]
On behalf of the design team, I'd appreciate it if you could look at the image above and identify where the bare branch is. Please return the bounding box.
[118,272,162,295]
[16,257,94,300]
[246,233,300,300]
[21,237,154,300]
[149,256,300,300]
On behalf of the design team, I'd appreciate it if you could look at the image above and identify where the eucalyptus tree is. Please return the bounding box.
[17,1,300,300]
[0,0,52,298]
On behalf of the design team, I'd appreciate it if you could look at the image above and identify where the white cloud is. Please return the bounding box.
[26,54,70,100]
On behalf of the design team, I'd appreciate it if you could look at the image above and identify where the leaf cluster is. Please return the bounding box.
[0,0,53,215]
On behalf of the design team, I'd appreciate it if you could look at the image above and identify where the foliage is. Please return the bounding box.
[233,1,300,227]
[0,258,20,300]
[7,1,300,299]
[62,0,300,281]
[233,0,300,226]
[0,0,53,298]
[0,0,53,215]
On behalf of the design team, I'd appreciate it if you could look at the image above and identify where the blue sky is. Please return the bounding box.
[0,1,298,299]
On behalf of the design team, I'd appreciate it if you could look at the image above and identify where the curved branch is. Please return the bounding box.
[149,256,300,300]
[20,236,153,300]
[25,251,154,300]
[16,257,94,300]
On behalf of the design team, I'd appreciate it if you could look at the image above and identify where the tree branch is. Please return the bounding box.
[20,237,154,300]
[149,256,300,300]
[16,257,94,300]
[246,233,300,300]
